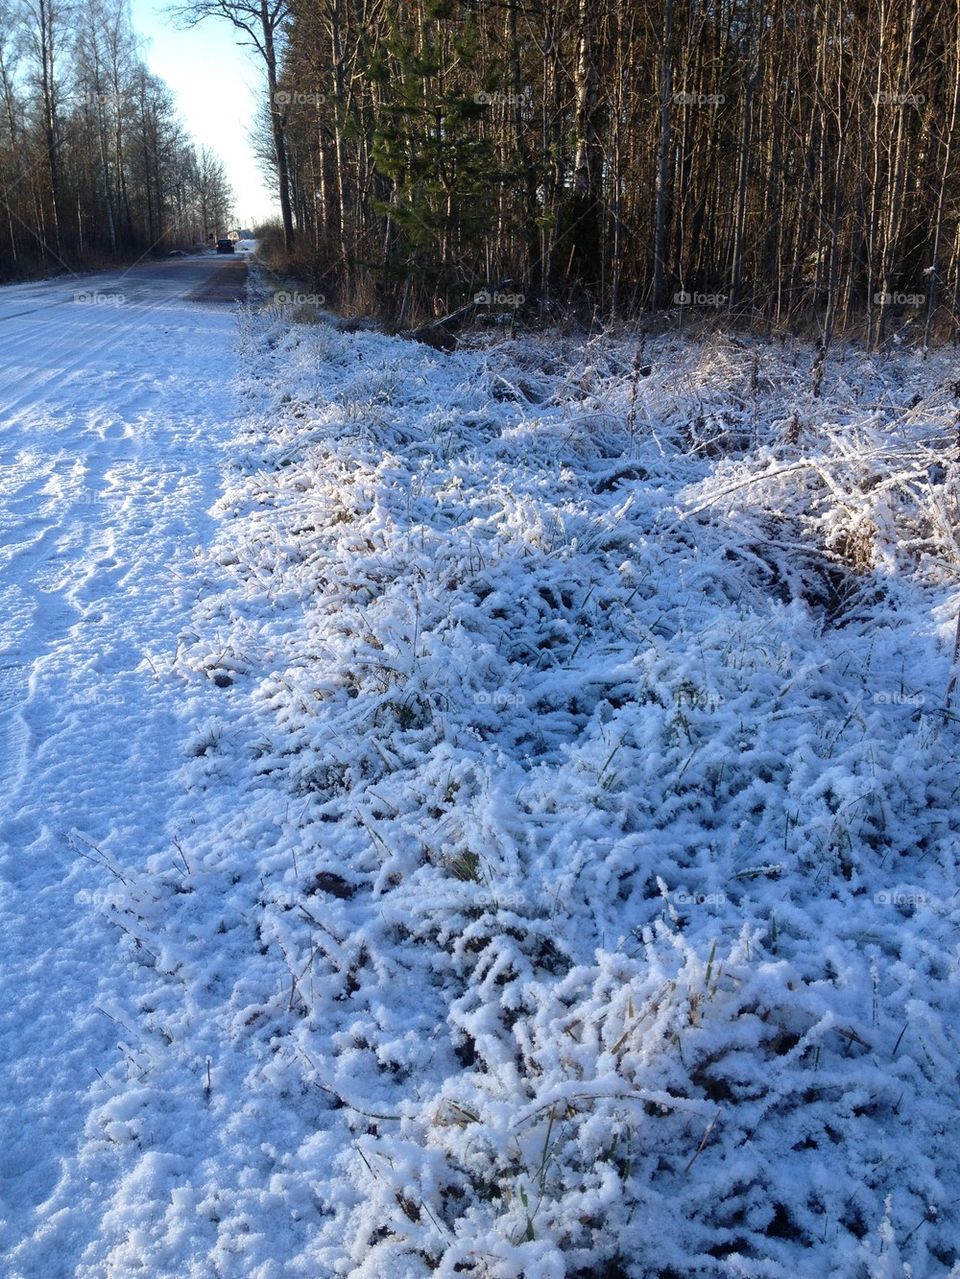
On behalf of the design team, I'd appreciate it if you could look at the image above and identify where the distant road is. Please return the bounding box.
[0,252,248,325]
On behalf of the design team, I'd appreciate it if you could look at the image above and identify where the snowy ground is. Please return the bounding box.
[0,258,245,1275]
[3,279,960,1277]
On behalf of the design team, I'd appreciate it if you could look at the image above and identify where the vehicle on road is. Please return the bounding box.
[216,238,235,254]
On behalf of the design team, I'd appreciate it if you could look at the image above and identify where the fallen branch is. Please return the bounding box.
[402,279,516,350]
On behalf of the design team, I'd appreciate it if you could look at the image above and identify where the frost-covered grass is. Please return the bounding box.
[100,312,960,1277]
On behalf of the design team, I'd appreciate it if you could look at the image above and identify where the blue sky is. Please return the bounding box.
[130,0,279,225]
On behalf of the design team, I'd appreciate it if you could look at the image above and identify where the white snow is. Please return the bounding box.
[2,279,960,1277]
[0,268,244,1275]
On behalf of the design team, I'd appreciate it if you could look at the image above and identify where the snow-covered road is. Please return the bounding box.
[0,257,245,1274]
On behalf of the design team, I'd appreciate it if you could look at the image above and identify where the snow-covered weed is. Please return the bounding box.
[101,319,960,1276]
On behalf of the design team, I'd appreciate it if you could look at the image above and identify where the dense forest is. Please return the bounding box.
[0,0,233,281]
[231,0,959,341]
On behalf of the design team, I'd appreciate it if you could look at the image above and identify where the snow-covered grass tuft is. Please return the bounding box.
[99,314,960,1276]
